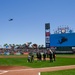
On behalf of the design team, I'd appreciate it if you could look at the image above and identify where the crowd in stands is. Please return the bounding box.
[0,47,47,55]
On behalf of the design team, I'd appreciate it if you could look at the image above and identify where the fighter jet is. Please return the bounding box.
[9,18,13,21]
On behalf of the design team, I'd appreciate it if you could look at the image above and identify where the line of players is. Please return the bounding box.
[27,49,56,62]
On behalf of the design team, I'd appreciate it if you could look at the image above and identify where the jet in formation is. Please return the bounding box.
[9,18,13,21]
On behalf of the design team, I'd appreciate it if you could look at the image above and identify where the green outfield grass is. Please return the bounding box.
[0,54,75,59]
[41,69,75,75]
[0,56,75,68]
[56,54,75,57]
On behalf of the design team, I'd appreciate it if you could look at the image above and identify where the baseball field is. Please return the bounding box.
[0,54,75,75]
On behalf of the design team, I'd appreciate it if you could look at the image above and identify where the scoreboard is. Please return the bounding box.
[50,33,75,47]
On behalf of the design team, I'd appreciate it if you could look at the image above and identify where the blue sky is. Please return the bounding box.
[0,0,75,46]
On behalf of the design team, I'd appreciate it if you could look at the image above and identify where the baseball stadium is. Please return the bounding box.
[0,23,75,75]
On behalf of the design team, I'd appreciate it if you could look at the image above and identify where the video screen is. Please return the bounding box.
[50,33,75,47]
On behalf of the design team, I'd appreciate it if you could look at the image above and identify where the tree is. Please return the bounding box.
[41,44,44,48]
[32,44,37,49]
[25,42,32,48]
[4,43,8,48]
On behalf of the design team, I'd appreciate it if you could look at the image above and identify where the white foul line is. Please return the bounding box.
[0,71,8,74]
[38,72,40,75]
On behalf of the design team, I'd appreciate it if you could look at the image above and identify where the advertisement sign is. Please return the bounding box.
[45,36,50,43]
[45,32,50,36]
[45,23,50,29]
[46,43,50,48]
